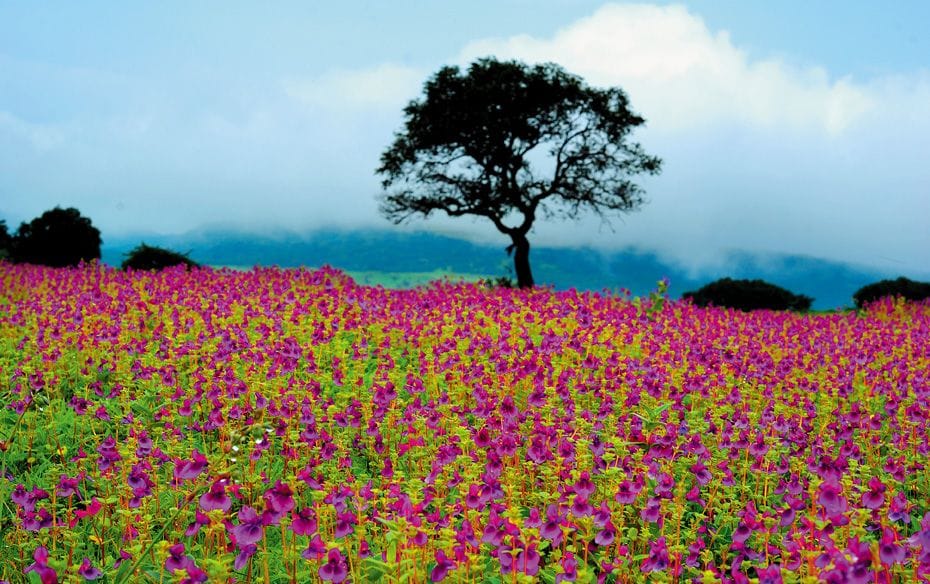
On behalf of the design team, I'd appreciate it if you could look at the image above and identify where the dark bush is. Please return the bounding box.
[121,243,199,271]
[852,277,930,308]
[11,207,101,267]
[683,278,812,312]
[0,220,11,260]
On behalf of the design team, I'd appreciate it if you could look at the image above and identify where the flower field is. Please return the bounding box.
[1,263,929,583]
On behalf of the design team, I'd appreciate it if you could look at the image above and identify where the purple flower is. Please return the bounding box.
[756,564,782,584]
[430,549,455,582]
[615,480,641,504]
[334,512,356,538]
[879,528,906,566]
[165,543,193,572]
[640,497,661,523]
[57,475,81,498]
[861,477,885,510]
[264,480,294,514]
[199,481,231,512]
[185,510,210,537]
[12,485,48,513]
[291,507,318,536]
[301,535,328,560]
[595,523,616,546]
[515,543,540,576]
[24,546,58,584]
[78,557,102,581]
[173,450,208,482]
[690,462,712,485]
[570,495,593,517]
[888,491,911,523]
[641,537,670,573]
[230,506,265,546]
[732,522,752,545]
[817,482,848,517]
[464,484,484,509]
[574,471,595,497]
[556,552,578,583]
[234,544,256,571]
[318,548,348,583]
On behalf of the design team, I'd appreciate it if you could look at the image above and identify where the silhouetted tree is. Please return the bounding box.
[377,57,661,288]
[12,207,101,267]
[853,277,930,308]
[683,278,812,312]
[121,243,199,271]
[0,220,11,260]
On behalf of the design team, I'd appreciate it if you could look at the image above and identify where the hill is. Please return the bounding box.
[101,228,913,309]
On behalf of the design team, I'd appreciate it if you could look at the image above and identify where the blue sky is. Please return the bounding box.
[2,1,929,275]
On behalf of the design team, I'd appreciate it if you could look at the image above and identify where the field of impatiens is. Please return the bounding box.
[2,263,930,584]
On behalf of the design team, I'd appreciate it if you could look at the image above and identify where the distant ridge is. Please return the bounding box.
[101,228,917,309]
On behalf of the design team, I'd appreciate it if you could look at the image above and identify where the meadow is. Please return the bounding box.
[1,263,929,583]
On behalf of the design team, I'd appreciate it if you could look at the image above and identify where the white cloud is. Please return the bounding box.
[458,3,875,136]
[283,63,425,110]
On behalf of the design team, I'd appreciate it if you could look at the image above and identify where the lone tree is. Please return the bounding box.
[377,57,661,288]
[12,207,101,267]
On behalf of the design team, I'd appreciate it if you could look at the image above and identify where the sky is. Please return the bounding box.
[2,1,929,276]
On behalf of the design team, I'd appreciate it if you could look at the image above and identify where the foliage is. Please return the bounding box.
[483,275,515,289]
[9,206,101,267]
[683,277,813,311]
[2,263,929,582]
[0,220,11,260]
[852,276,930,309]
[377,57,661,288]
[121,243,199,271]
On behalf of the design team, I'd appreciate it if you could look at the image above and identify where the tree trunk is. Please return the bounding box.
[511,233,534,288]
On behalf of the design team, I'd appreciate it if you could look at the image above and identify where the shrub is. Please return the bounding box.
[683,278,812,312]
[11,207,101,267]
[0,220,10,260]
[853,277,930,309]
[121,243,199,271]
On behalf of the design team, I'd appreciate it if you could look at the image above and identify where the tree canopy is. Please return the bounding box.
[853,277,930,308]
[121,243,199,271]
[377,57,661,287]
[683,278,813,312]
[11,207,101,267]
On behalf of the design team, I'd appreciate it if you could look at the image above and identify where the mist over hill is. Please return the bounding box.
[102,228,914,309]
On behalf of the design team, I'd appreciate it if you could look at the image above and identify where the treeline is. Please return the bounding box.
[0,207,197,271]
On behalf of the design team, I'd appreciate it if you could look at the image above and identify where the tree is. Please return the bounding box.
[683,278,813,312]
[377,57,661,288]
[0,220,11,260]
[12,207,102,267]
[121,243,200,271]
[852,277,930,309]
